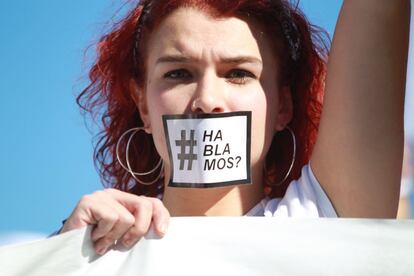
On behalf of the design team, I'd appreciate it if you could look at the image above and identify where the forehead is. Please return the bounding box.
[146,7,271,62]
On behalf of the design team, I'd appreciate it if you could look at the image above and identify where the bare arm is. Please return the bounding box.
[311,0,411,218]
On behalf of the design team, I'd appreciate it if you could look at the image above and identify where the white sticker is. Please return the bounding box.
[162,112,251,188]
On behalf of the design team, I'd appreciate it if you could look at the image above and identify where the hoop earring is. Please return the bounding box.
[116,127,164,185]
[268,126,296,186]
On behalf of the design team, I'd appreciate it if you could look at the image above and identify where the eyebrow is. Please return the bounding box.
[155,55,262,65]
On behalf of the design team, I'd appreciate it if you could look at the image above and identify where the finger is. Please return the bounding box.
[90,204,119,242]
[104,190,169,243]
[147,197,170,237]
[104,188,149,211]
[93,201,135,253]
[87,193,124,241]
[61,193,109,234]
[120,197,153,247]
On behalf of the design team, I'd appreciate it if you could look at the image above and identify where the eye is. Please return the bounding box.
[163,69,192,81]
[226,69,256,85]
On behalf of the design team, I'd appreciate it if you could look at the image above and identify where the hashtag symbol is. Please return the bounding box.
[175,129,197,170]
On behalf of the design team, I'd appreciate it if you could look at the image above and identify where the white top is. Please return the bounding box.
[245,164,338,217]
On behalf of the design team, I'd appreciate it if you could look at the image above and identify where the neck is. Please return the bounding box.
[162,164,265,216]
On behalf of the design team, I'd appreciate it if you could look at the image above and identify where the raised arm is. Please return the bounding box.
[311,0,411,218]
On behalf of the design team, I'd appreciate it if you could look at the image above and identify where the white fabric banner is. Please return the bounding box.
[1,218,414,276]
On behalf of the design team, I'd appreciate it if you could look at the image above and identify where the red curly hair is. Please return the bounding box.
[77,0,329,198]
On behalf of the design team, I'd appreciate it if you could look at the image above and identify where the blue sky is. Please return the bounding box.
[0,0,411,235]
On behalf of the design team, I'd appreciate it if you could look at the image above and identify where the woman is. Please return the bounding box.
[59,0,410,256]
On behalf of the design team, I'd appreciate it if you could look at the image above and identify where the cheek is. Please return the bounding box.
[229,87,278,132]
[146,83,194,113]
[145,95,171,162]
[252,100,275,158]
[232,86,279,163]
[145,88,193,162]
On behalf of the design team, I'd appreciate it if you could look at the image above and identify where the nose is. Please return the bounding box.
[190,71,226,113]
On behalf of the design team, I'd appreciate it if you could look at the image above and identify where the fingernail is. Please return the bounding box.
[122,233,131,245]
[123,239,131,247]
[96,246,107,255]
[159,223,167,235]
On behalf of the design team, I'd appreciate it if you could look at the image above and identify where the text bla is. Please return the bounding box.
[203,143,230,156]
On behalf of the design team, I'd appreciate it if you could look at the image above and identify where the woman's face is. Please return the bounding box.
[137,7,292,174]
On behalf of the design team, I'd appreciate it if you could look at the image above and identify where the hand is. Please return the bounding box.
[60,188,170,255]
